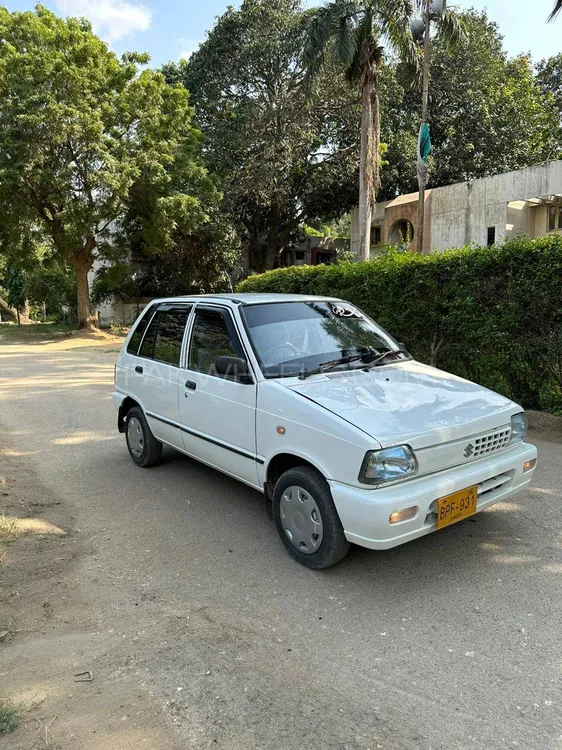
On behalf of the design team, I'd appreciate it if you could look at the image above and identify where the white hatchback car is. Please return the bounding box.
[113,293,537,568]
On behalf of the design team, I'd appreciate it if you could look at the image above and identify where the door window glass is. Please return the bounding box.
[153,308,191,366]
[127,305,155,355]
[189,309,240,375]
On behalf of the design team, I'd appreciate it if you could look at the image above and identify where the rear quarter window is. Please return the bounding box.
[126,305,156,355]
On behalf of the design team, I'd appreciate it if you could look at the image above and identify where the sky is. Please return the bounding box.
[3,0,562,66]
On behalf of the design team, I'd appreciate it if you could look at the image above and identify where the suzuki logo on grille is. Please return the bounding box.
[464,443,475,459]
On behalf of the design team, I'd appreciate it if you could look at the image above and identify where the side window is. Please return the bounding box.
[127,305,155,355]
[138,312,160,359]
[189,309,241,376]
[153,308,191,366]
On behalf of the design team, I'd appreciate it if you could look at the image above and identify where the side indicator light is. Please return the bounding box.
[523,458,537,473]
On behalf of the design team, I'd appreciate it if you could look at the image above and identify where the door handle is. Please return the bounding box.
[135,365,143,374]
[185,380,197,390]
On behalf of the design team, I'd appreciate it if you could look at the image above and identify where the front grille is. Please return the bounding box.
[471,427,511,458]
[477,471,513,498]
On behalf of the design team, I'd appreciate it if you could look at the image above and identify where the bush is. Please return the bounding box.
[25,262,77,321]
[237,235,562,413]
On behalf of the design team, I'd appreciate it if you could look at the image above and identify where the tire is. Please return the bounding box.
[125,406,163,468]
[273,465,350,569]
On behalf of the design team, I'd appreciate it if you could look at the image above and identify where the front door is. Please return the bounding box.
[178,306,259,488]
[135,303,192,450]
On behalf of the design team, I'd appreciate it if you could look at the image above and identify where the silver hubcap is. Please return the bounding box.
[279,485,323,554]
[127,417,144,458]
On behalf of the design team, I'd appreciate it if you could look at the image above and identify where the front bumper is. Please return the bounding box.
[329,441,538,550]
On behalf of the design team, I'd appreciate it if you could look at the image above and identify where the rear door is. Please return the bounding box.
[134,303,192,450]
[178,305,259,487]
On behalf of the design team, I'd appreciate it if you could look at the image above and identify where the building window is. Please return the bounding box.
[548,206,557,231]
[372,226,382,245]
[280,249,294,267]
[487,227,496,246]
[559,207,562,230]
[294,251,306,266]
[315,252,333,265]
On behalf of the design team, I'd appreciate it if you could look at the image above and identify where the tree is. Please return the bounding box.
[0,6,211,328]
[382,10,560,196]
[549,1,562,21]
[25,260,77,322]
[0,267,26,324]
[536,53,562,129]
[93,208,243,307]
[304,0,418,260]
[175,0,360,271]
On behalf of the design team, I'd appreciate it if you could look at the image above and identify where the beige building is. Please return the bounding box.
[351,161,562,255]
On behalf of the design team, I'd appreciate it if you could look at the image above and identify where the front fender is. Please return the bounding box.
[256,381,376,487]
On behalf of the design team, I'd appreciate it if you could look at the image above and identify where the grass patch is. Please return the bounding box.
[0,514,65,559]
[0,701,20,734]
[0,514,17,540]
[0,322,75,340]
[0,514,17,560]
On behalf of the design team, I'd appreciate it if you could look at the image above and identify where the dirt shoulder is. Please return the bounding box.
[0,445,181,750]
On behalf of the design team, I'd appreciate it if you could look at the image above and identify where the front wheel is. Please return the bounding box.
[125,406,162,468]
[273,466,350,569]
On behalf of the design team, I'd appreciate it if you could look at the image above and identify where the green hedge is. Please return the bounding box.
[238,235,562,413]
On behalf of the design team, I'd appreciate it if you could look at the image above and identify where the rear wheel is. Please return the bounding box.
[125,406,162,468]
[273,465,350,569]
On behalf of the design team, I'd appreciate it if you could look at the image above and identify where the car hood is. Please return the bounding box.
[286,360,518,449]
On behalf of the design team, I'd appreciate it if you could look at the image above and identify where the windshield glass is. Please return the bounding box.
[242,301,406,378]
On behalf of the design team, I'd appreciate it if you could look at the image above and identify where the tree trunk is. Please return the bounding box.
[264,202,281,270]
[358,76,375,261]
[70,256,97,330]
[371,73,381,217]
[0,295,31,324]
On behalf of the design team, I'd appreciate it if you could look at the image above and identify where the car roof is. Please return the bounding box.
[148,293,343,306]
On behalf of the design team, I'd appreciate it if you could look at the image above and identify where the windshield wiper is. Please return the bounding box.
[298,350,378,380]
[364,348,410,369]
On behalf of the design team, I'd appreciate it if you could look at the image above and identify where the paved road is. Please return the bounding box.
[1,338,561,750]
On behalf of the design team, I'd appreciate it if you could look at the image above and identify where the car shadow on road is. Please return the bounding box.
[125,443,560,607]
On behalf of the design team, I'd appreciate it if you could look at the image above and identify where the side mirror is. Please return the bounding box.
[215,356,252,383]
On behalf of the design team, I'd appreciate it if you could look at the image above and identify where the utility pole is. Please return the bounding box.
[416,0,431,255]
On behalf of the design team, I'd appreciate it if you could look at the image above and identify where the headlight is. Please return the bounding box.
[359,445,418,485]
[509,412,528,444]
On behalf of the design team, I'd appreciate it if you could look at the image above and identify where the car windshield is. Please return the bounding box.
[242,301,407,378]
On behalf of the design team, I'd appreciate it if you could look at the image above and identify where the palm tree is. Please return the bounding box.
[549,1,562,20]
[304,0,461,260]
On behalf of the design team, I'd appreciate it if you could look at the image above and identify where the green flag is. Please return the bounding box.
[417,123,432,186]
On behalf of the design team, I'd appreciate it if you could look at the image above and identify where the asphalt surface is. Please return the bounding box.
[1,339,561,750]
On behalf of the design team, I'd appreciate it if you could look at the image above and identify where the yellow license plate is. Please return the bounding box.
[437,486,478,530]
